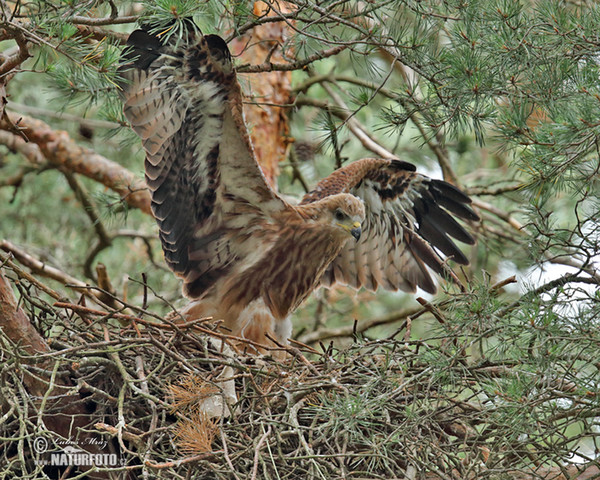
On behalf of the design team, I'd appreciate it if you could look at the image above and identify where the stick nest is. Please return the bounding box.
[1,269,598,480]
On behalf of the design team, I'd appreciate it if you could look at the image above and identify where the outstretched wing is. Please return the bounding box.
[301,158,479,294]
[119,22,286,298]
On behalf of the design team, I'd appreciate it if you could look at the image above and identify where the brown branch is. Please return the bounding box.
[296,305,423,345]
[0,129,45,164]
[0,112,152,215]
[0,242,153,321]
[237,44,348,73]
[250,425,271,480]
[74,24,129,44]
[0,240,105,303]
[0,246,69,302]
[0,268,111,479]
[0,29,30,77]
[95,264,120,310]
[295,96,396,158]
[68,15,139,26]
[229,10,303,39]
[0,268,51,371]
[53,301,182,328]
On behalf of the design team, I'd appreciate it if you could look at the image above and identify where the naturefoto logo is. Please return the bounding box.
[33,436,121,467]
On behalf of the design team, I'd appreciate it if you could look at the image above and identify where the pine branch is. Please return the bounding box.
[0,112,151,215]
[295,96,396,158]
[0,28,30,77]
[237,44,348,73]
[68,15,139,26]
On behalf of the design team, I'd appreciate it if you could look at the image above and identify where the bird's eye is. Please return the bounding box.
[334,209,345,221]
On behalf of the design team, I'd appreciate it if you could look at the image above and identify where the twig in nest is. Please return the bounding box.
[0,248,68,302]
[144,452,218,469]
[251,424,272,480]
[416,297,448,325]
[265,332,321,376]
[53,301,213,331]
[220,429,242,480]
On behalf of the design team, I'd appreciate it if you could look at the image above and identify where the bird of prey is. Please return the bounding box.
[119,21,479,351]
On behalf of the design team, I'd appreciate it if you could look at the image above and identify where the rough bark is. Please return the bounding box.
[231,1,293,187]
[0,268,51,394]
[0,269,113,479]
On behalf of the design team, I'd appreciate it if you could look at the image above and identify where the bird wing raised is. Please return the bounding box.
[119,23,287,298]
[301,158,479,294]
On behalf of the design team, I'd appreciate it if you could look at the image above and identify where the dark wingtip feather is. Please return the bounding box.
[418,217,469,265]
[406,233,463,290]
[431,180,480,222]
[122,18,204,71]
[427,203,475,245]
[412,193,472,264]
[432,179,472,203]
[122,29,162,70]
[205,34,231,61]
[389,159,417,172]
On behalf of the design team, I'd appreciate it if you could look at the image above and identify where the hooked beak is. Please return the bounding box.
[350,221,362,241]
[337,221,362,241]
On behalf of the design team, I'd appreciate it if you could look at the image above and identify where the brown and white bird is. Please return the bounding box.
[119,21,479,351]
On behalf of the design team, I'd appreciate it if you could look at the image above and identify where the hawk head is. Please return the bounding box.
[303,193,365,241]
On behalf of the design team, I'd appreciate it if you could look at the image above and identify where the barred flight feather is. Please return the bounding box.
[300,158,479,294]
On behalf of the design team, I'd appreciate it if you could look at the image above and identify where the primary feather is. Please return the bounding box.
[301,158,479,294]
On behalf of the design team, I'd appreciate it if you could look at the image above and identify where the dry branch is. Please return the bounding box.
[0,28,30,77]
[0,129,44,165]
[0,268,113,479]
[0,241,99,301]
[0,112,151,215]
